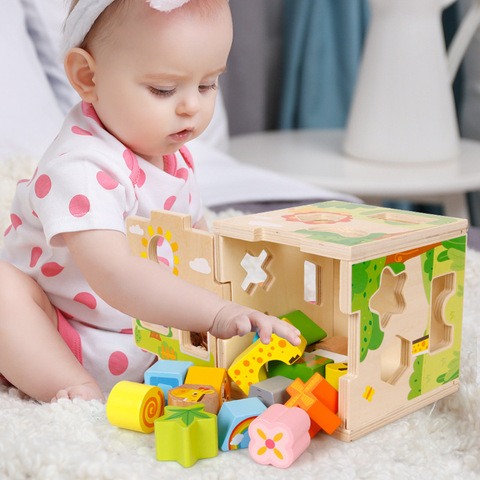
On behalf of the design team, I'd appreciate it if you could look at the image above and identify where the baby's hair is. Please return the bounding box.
[66,0,229,53]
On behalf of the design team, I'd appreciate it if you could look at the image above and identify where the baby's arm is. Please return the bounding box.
[63,229,301,346]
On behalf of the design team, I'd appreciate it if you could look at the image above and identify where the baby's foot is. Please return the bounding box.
[53,381,105,402]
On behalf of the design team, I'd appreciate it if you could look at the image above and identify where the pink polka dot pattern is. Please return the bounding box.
[108,351,129,376]
[30,247,42,268]
[175,168,188,181]
[74,292,97,309]
[123,149,135,170]
[164,196,176,210]
[69,195,90,217]
[41,262,64,277]
[71,126,93,136]
[137,168,146,188]
[4,225,12,236]
[179,145,194,171]
[163,154,177,175]
[123,149,142,187]
[96,171,119,190]
[11,214,22,230]
[35,175,52,199]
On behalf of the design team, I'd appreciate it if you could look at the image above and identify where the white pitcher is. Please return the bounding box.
[343,0,480,163]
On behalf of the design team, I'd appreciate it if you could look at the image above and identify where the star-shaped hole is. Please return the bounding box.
[370,267,406,329]
[240,249,273,294]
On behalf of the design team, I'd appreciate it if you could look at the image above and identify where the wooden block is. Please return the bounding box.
[106,381,165,433]
[248,404,311,468]
[316,336,348,356]
[285,373,341,436]
[217,397,267,451]
[168,384,220,414]
[248,376,294,407]
[144,359,194,401]
[325,362,348,391]
[282,310,327,345]
[228,334,307,396]
[185,366,231,405]
[268,352,333,382]
[155,405,218,468]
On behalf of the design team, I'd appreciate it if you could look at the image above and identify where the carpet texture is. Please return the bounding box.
[0,156,478,480]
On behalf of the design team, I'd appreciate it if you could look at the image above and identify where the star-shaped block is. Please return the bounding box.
[154,405,218,467]
[285,372,341,436]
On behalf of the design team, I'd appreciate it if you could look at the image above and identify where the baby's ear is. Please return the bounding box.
[64,48,98,102]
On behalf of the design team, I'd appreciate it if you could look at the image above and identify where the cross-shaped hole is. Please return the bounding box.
[240,249,273,294]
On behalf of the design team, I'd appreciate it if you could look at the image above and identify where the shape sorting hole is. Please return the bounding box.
[180,331,210,360]
[240,249,272,294]
[367,212,428,225]
[148,233,178,274]
[429,272,456,354]
[370,267,406,329]
[304,261,321,305]
[380,335,410,385]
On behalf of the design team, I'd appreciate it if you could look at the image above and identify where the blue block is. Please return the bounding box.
[217,397,266,451]
[144,359,194,403]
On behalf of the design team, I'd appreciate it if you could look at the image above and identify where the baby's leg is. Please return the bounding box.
[0,261,104,402]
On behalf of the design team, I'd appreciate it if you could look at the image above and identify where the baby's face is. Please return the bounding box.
[89,1,232,161]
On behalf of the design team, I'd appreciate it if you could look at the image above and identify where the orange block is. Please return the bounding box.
[285,373,341,436]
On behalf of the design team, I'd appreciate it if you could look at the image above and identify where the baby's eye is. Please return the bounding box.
[149,86,175,97]
[199,83,218,93]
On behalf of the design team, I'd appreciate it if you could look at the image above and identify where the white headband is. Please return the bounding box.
[61,0,191,59]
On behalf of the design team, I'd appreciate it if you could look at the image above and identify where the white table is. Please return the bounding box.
[229,129,480,221]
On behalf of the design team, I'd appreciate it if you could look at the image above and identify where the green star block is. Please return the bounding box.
[154,405,218,468]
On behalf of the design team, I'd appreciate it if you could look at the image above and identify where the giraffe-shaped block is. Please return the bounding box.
[228,334,307,395]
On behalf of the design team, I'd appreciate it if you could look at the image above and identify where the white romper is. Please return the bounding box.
[1,101,203,392]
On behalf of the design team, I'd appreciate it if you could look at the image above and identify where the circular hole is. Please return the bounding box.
[148,234,175,271]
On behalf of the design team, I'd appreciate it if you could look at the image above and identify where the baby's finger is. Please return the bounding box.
[249,312,273,344]
[235,315,253,337]
[271,318,301,346]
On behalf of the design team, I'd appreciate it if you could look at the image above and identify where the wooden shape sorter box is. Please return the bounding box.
[126,201,467,442]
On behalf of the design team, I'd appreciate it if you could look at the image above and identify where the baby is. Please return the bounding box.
[0,0,300,403]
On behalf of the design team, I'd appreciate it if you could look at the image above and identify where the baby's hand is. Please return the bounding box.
[209,302,302,346]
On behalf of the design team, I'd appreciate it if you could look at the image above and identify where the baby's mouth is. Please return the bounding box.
[170,129,193,142]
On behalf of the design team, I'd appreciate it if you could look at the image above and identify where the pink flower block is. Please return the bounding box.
[248,404,311,468]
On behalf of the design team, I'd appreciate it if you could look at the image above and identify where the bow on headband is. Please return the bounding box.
[61,0,191,59]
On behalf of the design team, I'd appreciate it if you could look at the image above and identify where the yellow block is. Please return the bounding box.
[106,381,165,433]
[325,362,348,391]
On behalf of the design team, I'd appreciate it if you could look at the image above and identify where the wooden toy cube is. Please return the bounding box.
[168,384,220,414]
[217,397,267,451]
[213,201,467,441]
[185,366,231,405]
[127,201,467,441]
[144,359,193,401]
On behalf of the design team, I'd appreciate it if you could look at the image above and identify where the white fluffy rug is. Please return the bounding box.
[0,157,479,480]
